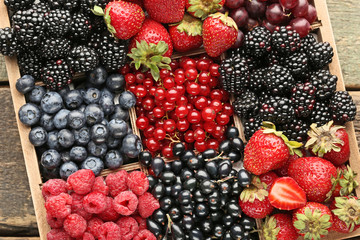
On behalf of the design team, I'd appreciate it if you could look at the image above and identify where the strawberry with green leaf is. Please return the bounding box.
[326,165,358,201]
[331,196,360,233]
[144,0,185,23]
[186,0,225,20]
[262,213,299,240]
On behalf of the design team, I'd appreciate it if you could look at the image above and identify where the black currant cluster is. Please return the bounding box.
[139,127,258,240]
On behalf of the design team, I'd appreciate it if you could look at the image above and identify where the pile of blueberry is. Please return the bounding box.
[16,66,141,179]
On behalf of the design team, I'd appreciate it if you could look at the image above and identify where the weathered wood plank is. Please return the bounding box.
[350,92,360,147]
[0,56,7,82]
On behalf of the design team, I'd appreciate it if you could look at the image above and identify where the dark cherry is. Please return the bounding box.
[178,190,192,205]
[173,142,185,157]
[171,160,183,174]
[147,175,158,190]
[146,219,163,238]
[195,169,210,181]
[245,0,266,18]
[171,183,183,198]
[182,215,195,232]
[202,149,217,159]
[152,209,167,226]
[160,196,173,211]
[230,224,245,239]
[218,140,231,154]
[183,177,197,192]
[180,168,194,182]
[213,224,225,238]
[151,157,165,176]
[226,126,239,139]
[205,161,218,179]
[238,169,252,187]
[139,151,152,166]
[180,150,195,162]
[230,7,249,28]
[223,214,234,229]
[195,203,209,218]
[240,216,257,231]
[152,183,165,200]
[160,171,176,185]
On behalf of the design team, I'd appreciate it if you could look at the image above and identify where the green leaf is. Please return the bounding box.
[293,220,305,230]
[155,41,168,54]
[150,55,163,63]
[187,5,198,13]
[162,57,171,64]
[92,5,105,16]
[135,61,141,70]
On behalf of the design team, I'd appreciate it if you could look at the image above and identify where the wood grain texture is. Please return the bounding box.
[0,57,8,82]
[0,238,39,240]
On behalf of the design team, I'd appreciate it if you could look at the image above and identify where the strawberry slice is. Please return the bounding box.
[268,177,307,210]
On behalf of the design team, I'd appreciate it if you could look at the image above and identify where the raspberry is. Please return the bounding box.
[117,217,139,240]
[132,215,147,230]
[138,192,160,218]
[42,179,67,200]
[98,222,122,240]
[127,171,149,196]
[47,229,72,240]
[71,197,93,221]
[46,212,64,229]
[87,217,104,239]
[92,176,109,195]
[83,192,108,214]
[63,214,87,238]
[83,232,95,240]
[67,169,95,195]
[97,197,120,222]
[113,191,138,216]
[105,170,128,197]
[45,193,72,219]
[133,229,157,240]
[71,192,85,202]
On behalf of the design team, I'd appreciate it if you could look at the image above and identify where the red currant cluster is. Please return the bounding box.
[123,55,233,157]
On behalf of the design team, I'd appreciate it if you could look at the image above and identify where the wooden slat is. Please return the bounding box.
[0,56,8,82]
[0,238,39,240]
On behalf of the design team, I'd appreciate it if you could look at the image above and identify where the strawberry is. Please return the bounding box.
[144,0,185,23]
[305,121,350,166]
[268,177,307,210]
[124,0,144,8]
[128,19,173,81]
[169,14,203,52]
[262,213,299,240]
[274,149,305,177]
[92,1,145,40]
[259,171,279,190]
[331,196,360,233]
[331,165,358,198]
[186,0,225,20]
[243,122,303,176]
[288,157,337,203]
[293,202,333,240]
[202,12,238,57]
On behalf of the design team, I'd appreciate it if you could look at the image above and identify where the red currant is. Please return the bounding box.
[169,60,179,72]
[194,128,206,142]
[125,73,136,84]
[128,84,136,94]
[216,113,230,125]
[175,85,186,96]
[119,64,130,75]
[163,119,176,133]
[184,130,195,143]
[153,107,165,118]
[202,107,216,122]
[146,137,160,152]
[149,86,157,96]
[177,118,190,132]
[196,59,211,71]
[163,77,175,89]
[136,116,149,130]
[135,85,147,98]
[185,67,198,81]
[209,63,220,77]
[142,97,155,111]
[155,88,166,101]
[182,58,197,70]
[195,141,207,152]
[175,105,189,118]
[206,139,219,150]
[160,69,171,79]
[162,146,174,158]
[208,77,219,88]
[199,85,211,96]
[187,110,202,124]
[153,127,166,140]
[186,82,200,95]
[145,110,156,123]
[166,88,179,102]
[194,96,208,110]
[163,101,176,111]
[144,125,155,138]
[143,78,154,88]
[198,71,211,85]
[210,89,223,100]
[204,121,216,133]
[209,99,223,112]
[222,103,234,116]
[174,68,185,76]
[174,73,185,85]
[155,120,164,128]
[135,72,145,84]
[176,95,188,106]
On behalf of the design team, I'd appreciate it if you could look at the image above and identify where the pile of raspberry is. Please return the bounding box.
[43,169,160,240]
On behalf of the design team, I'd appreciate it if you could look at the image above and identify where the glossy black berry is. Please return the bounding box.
[238,169,252,187]
[173,142,185,157]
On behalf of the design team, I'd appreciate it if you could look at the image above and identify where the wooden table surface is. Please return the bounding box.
[0,0,359,239]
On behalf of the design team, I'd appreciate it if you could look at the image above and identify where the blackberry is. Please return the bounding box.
[300,34,317,52]
[69,12,92,42]
[271,26,301,56]
[228,47,262,71]
[38,37,71,60]
[309,69,337,101]
[31,2,50,17]
[279,119,309,143]
[307,42,333,69]
[282,52,309,79]
[219,57,250,93]
[44,9,71,36]
[40,59,73,90]
[248,68,266,93]
[244,26,271,58]
[18,51,43,79]
[266,50,285,66]
[79,0,109,14]
[258,90,271,103]
[89,15,107,33]
[47,0,79,10]
[309,101,331,126]
[12,8,45,47]
[290,82,316,118]
[263,65,295,96]
[67,45,99,72]
[259,96,295,124]
[4,0,34,11]
[233,90,259,119]
[243,116,263,140]
[329,91,357,124]
[0,27,18,56]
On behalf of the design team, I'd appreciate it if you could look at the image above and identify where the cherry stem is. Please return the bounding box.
[214,176,236,183]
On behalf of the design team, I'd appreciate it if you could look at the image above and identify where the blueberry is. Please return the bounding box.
[81,156,104,176]
[91,124,109,144]
[83,87,101,104]
[41,165,60,180]
[47,131,62,150]
[58,86,71,99]
[110,104,129,121]
[84,104,104,126]
[99,94,114,116]
[107,136,120,149]
[60,151,71,162]
[101,88,114,98]
[29,126,48,146]
[77,104,86,112]
[108,119,128,138]
[59,161,79,180]
[64,90,83,109]
[106,73,125,92]
[67,110,86,129]
[69,146,88,162]
[27,86,46,104]
[57,129,75,148]
[73,127,91,146]
[41,92,63,114]
[53,109,70,129]
[18,103,41,126]
[87,66,107,86]
[121,134,142,158]
[87,141,107,158]
[105,150,123,169]
[118,91,136,109]
[41,149,61,169]
[16,75,35,94]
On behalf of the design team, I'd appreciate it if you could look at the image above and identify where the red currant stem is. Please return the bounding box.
[165,214,173,236]
[205,151,224,162]
[214,176,236,183]
[165,135,181,143]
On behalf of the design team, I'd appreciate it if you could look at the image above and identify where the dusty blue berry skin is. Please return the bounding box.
[29,126,48,146]
[81,156,104,176]
[41,149,61,169]
[84,103,104,126]
[64,90,83,109]
[87,141,107,158]
[107,136,120,149]
[108,118,128,138]
[101,88,114,98]
[99,94,114,116]
[40,113,55,131]
[27,86,46,104]
[87,66,107,86]
[53,109,70,129]
[83,87,101,104]
[18,103,41,126]
[73,127,91,146]
[91,124,109,144]
[60,151,71,162]
[118,91,136,109]
[41,92,63,114]
[77,104,86,112]
[57,129,75,148]
[16,75,35,94]
[58,86,71,99]
[110,104,129,121]
[67,110,86,129]
[47,131,62,151]
[106,74,125,92]
[60,161,79,180]
[105,150,123,169]
[121,134,142,158]
[69,146,88,162]
[42,166,60,180]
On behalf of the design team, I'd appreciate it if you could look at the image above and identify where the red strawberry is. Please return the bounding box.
[186,0,225,19]
[124,0,144,8]
[293,202,333,239]
[262,213,299,240]
[244,122,303,176]
[144,0,185,23]
[274,149,305,177]
[331,165,358,198]
[128,19,173,81]
[305,121,350,166]
[92,1,145,40]
[288,157,337,203]
[202,12,238,57]
[169,14,203,52]
[331,196,360,233]
[259,171,279,190]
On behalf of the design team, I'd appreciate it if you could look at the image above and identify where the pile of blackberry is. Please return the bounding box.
[221,26,357,142]
[139,126,258,239]
[0,0,128,90]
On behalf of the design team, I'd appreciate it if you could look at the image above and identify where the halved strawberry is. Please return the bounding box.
[268,177,307,210]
